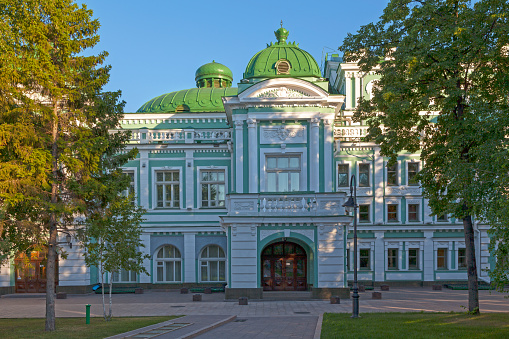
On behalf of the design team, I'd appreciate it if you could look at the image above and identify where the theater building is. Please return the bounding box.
[0,26,492,296]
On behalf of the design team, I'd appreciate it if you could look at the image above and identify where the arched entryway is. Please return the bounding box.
[14,250,57,293]
[261,241,307,291]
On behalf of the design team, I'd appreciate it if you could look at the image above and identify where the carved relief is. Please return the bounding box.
[292,229,314,242]
[260,230,280,241]
[261,125,306,144]
[247,118,257,127]
[234,120,244,128]
[233,201,255,211]
[257,87,310,98]
[385,187,422,195]
[318,200,341,211]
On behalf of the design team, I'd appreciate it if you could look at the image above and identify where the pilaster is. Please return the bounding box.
[247,118,258,193]
[185,150,194,208]
[310,117,320,192]
[139,150,150,209]
[184,233,196,283]
[234,119,244,193]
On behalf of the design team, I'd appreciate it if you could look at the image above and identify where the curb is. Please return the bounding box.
[313,313,323,339]
[176,315,236,339]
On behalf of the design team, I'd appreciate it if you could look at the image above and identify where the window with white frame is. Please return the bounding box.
[338,164,349,187]
[359,204,370,223]
[266,155,300,192]
[408,248,419,270]
[387,163,398,186]
[358,163,370,187]
[437,214,449,222]
[155,171,180,208]
[387,248,399,270]
[200,245,226,282]
[360,249,371,270]
[457,248,467,270]
[155,245,182,282]
[123,171,136,197]
[437,248,448,270]
[112,268,136,283]
[408,204,420,222]
[387,204,399,222]
[407,162,419,186]
[200,170,225,208]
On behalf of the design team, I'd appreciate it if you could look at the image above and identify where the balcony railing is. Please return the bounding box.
[226,192,347,217]
[127,129,232,144]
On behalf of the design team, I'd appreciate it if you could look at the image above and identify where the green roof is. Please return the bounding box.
[195,61,233,83]
[136,87,238,113]
[243,26,322,79]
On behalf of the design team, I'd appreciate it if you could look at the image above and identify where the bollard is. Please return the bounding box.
[86,304,91,324]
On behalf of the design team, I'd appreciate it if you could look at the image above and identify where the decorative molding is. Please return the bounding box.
[257,87,310,98]
[385,187,422,196]
[311,117,321,124]
[247,118,257,127]
[260,229,280,241]
[233,201,255,211]
[235,120,244,128]
[293,229,314,242]
[261,125,306,144]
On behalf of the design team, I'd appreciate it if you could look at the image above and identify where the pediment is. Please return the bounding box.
[239,78,329,100]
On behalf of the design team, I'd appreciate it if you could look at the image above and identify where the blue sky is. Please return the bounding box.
[79,0,389,112]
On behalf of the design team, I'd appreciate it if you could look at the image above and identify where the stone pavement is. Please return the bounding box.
[1,288,507,338]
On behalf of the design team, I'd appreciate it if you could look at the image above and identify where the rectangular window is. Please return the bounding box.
[408,248,419,270]
[437,248,447,270]
[338,164,349,187]
[155,171,180,208]
[346,249,350,271]
[387,248,398,270]
[359,204,370,223]
[360,249,370,270]
[358,163,370,187]
[388,204,398,222]
[437,214,448,222]
[407,162,419,186]
[387,163,398,186]
[123,171,135,198]
[408,204,419,222]
[267,155,300,192]
[201,170,226,208]
[457,248,467,270]
[112,268,137,283]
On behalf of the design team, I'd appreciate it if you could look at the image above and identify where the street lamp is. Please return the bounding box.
[342,175,359,318]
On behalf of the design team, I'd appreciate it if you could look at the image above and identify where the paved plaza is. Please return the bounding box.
[1,288,507,338]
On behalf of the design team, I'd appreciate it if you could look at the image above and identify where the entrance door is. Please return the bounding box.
[261,241,307,291]
[15,250,56,293]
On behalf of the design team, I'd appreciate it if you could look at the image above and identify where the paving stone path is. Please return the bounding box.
[1,288,507,338]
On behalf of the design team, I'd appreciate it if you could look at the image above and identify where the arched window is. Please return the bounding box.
[200,245,226,282]
[155,245,182,282]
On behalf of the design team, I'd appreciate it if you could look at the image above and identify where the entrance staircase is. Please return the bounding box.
[262,291,314,301]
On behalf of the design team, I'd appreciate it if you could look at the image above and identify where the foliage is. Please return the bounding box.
[340,0,509,303]
[0,0,138,330]
[0,316,180,339]
[321,313,509,338]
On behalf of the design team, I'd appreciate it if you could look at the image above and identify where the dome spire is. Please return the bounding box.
[274,23,289,45]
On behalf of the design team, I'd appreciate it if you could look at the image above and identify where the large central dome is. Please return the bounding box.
[243,26,322,80]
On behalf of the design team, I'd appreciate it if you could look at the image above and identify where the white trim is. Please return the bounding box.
[356,160,371,188]
[122,167,138,200]
[384,160,402,187]
[406,199,422,224]
[406,159,421,186]
[336,160,352,191]
[259,148,308,193]
[151,166,183,210]
[385,197,402,224]
[196,166,228,209]
[153,244,183,283]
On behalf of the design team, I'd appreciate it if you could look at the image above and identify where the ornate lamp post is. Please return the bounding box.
[342,175,359,318]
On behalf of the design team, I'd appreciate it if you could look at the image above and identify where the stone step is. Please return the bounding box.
[262,291,314,301]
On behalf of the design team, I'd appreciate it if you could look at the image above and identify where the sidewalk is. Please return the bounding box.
[1,288,507,338]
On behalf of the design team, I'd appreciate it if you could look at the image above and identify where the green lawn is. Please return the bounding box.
[0,316,180,339]
[322,313,509,339]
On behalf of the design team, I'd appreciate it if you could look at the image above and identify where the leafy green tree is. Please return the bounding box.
[0,0,137,330]
[340,0,509,313]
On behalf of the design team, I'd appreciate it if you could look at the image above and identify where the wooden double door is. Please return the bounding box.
[262,241,307,291]
[15,250,57,293]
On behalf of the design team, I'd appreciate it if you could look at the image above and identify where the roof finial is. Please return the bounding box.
[274,24,289,45]
[280,20,283,28]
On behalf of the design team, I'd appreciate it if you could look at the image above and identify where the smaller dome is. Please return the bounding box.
[195,61,233,88]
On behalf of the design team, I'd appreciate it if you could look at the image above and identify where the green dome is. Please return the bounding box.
[243,27,322,79]
[195,61,233,82]
[136,87,238,113]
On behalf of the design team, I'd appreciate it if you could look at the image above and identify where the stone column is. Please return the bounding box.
[185,150,194,209]
[139,233,151,283]
[374,231,385,282]
[234,119,244,193]
[310,117,320,192]
[139,149,150,210]
[345,73,353,110]
[373,147,384,224]
[423,231,434,281]
[247,118,258,193]
[323,119,333,192]
[184,233,196,283]
[355,73,363,108]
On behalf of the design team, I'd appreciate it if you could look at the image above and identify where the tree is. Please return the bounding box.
[340,0,509,313]
[0,0,137,330]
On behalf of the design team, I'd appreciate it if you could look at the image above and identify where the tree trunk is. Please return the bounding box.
[108,275,113,321]
[45,106,59,331]
[463,214,479,314]
[101,263,107,321]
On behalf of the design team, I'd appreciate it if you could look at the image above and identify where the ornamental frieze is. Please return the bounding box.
[261,125,307,144]
[257,87,310,98]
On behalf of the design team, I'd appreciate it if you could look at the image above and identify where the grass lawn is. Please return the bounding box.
[0,316,180,339]
[321,312,509,339]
